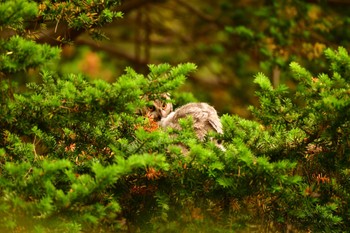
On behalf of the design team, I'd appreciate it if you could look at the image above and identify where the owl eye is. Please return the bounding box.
[148,106,156,112]
[162,103,168,109]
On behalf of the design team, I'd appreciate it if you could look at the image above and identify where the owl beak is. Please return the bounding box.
[160,109,168,118]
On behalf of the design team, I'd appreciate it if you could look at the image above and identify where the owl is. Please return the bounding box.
[151,96,173,121]
[141,95,224,150]
[158,102,223,141]
[139,93,173,121]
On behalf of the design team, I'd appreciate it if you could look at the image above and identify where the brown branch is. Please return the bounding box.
[35,21,83,46]
[135,10,142,63]
[33,0,168,46]
[272,66,281,88]
[75,38,148,66]
[117,0,167,14]
[144,7,151,63]
[174,0,216,23]
[307,0,350,4]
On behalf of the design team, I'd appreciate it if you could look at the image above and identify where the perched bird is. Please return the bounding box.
[143,98,225,152]
[141,94,224,149]
[151,96,173,121]
[138,93,173,121]
[158,102,223,141]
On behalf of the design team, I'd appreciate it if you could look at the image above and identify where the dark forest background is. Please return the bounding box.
[6,0,349,116]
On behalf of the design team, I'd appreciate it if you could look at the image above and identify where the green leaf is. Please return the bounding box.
[254,72,273,91]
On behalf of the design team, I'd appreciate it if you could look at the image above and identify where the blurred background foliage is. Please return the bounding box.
[3,0,350,116]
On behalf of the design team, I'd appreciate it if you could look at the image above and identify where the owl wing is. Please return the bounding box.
[196,104,223,134]
[175,104,223,134]
[208,115,223,134]
[174,105,206,121]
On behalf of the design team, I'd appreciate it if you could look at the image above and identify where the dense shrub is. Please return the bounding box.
[1,0,350,232]
[1,47,350,232]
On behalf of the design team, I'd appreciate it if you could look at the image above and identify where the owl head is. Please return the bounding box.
[138,93,172,120]
[149,93,173,120]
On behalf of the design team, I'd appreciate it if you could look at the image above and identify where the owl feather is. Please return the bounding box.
[159,102,223,140]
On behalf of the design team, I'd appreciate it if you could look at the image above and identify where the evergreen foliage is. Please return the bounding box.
[37,0,122,40]
[0,0,37,29]
[0,36,60,73]
[1,0,350,232]
[2,47,350,232]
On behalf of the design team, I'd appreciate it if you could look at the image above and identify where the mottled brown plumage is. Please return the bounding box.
[139,93,173,121]
[152,97,173,120]
[159,102,223,140]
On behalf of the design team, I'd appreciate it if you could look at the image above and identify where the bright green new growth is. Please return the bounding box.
[0,0,38,29]
[0,36,60,73]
